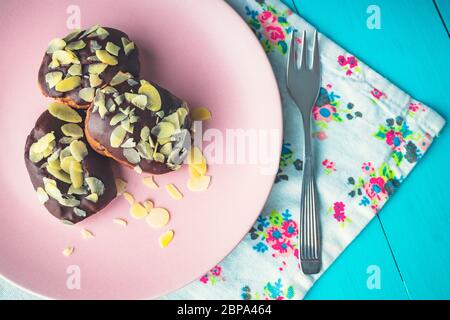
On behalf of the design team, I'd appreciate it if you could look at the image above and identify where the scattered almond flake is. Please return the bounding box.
[55,75,81,92]
[88,63,108,75]
[113,218,128,227]
[48,102,82,123]
[61,123,84,138]
[115,178,127,196]
[67,63,82,76]
[110,125,127,148]
[123,192,135,205]
[79,87,95,102]
[36,187,49,204]
[105,41,121,56]
[165,184,183,200]
[46,38,66,54]
[96,49,118,65]
[45,71,63,89]
[130,203,148,219]
[109,71,133,86]
[134,165,143,174]
[138,81,161,111]
[65,39,86,51]
[142,176,159,189]
[143,200,154,212]
[62,247,75,257]
[146,208,170,229]
[187,175,211,192]
[158,230,174,248]
[190,107,212,121]
[81,229,94,239]
[69,140,88,161]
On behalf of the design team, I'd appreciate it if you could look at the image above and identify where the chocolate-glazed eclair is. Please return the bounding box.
[85,77,192,174]
[38,25,140,109]
[24,102,117,224]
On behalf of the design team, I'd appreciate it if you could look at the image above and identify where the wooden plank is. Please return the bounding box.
[305,218,409,299]
[288,0,450,299]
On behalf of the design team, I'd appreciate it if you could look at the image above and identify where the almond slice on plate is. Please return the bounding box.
[146,208,170,229]
[187,175,211,192]
[142,176,159,189]
[158,230,174,248]
[165,183,183,200]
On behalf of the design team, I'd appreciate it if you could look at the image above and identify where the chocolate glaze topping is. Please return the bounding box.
[85,79,192,174]
[38,26,140,108]
[24,110,117,224]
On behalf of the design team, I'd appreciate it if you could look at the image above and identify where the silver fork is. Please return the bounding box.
[286,30,322,274]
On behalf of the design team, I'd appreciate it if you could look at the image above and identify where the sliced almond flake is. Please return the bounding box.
[69,160,84,189]
[110,126,127,148]
[85,177,105,196]
[61,123,83,138]
[131,94,147,109]
[67,64,82,76]
[48,102,82,123]
[65,39,86,51]
[52,49,76,65]
[109,113,128,126]
[88,63,108,75]
[36,187,49,204]
[190,107,212,121]
[81,229,94,239]
[89,74,103,88]
[96,49,118,65]
[165,184,183,200]
[123,192,135,205]
[134,166,143,174]
[115,178,127,196]
[80,24,100,38]
[158,230,174,248]
[60,156,75,173]
[62,247,75,257]
[138,81,161,111]
[146,208,170,229]
[79,87,95,102]
[113,218,128,227]
[69,140,88,162]
[55,76,81,92]
[123,148,141,164]
[143,200,154,212]
[95,26,110,40]
[45,71,63,89]
[63,29,81,42]
[121,138,136,148]
[187,175,211,192]
[130,203,148,219]
[142,176,159,189]
[47,166,72,184]
[110,71,132,86]
[105,41,121,56]
[124,42,135,56]
[73,207,87,217]
[86,193,98,203]
[46,38,66,54]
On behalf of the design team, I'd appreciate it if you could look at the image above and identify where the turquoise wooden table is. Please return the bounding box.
[280,0,450,299]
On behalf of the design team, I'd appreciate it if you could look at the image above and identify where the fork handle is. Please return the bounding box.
[300,124,322,274]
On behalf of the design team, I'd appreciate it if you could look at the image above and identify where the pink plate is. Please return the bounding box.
[0,0,282,299]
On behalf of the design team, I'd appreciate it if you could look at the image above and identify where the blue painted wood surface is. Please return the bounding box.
[282,0,450,299]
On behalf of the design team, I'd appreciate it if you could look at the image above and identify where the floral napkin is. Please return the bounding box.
[164,0,446,300]
[0,0,445,300]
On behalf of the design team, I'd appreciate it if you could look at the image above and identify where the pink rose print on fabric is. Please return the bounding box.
[245,4,294,54]
[348,162,401,214]
[199,265,225,285]
[322,159,337,175]
[249,209,299,271]
[337,54,361,76]
[328,201,351,226]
